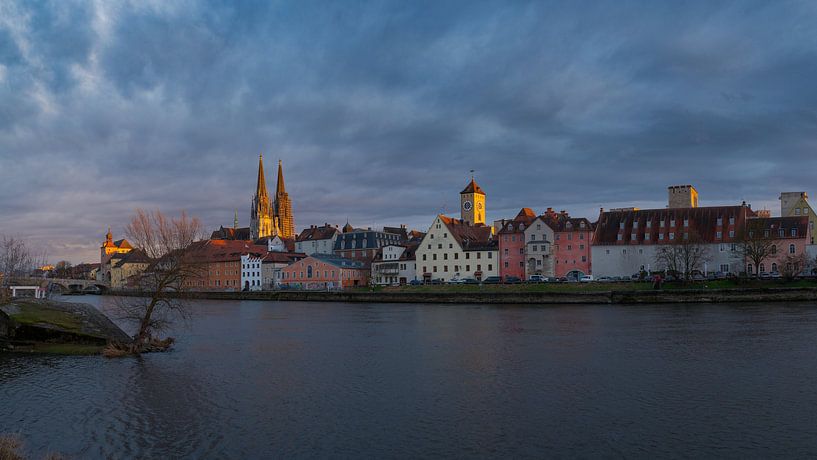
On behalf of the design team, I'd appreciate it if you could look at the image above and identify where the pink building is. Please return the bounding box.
[542,209,594,278]
[498,208,537,280]
[745,216,811,275]
[279,254,369,289]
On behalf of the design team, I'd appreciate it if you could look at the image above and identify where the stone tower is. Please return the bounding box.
[274,160,295,239]
[668,185,698,209]
[250,154,277,240]
[460,176,486,226]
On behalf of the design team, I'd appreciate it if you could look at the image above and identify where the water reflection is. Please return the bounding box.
[3,298,817,458]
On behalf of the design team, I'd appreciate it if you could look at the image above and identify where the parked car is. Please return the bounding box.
[579,275,594,283]
[483,276,502,284]
[503,276,522,284]
[527,274,546,283]
[597,276,614,282]
[691,273,706,281]
[409,279,423,286]
[769,271,782,279]
[430,278,445,285]
[447,277,466,284]
[462,278,480,284]
[556,277,568,283]
[758,272,771,280]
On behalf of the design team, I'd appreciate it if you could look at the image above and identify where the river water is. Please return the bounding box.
[2,296,817,458]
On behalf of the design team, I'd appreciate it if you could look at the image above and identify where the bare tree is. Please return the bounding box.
[0,235,33,287]
[654,231,710,282]
[114,209,204,354]
[736,228,776,277]
[54,260,73,278]
[781,253,808,281]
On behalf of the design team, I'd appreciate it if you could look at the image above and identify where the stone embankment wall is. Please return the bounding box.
[107,287,817,305]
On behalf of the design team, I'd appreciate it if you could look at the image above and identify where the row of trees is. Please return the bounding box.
[653,230,815,282]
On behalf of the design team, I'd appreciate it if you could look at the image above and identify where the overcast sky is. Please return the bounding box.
[1,1,817,264]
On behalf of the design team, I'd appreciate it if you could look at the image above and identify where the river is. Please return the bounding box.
[2,296,817,458]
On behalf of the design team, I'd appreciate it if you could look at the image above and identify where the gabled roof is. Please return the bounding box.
[371,241,420,263]
[210,226,252,241]
[113,249,152,267]
[186,239,269,264]
[296,225,340,242]
[460,178,485,195]
[498,208,537,234]
[383,226,409,241]
[438,215,497,251]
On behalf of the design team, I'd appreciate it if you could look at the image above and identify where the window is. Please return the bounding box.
[729,230,735,238]
[660,220,665,228]
[717,217,723,226]
[772,263,778,272]
[455,253,459,260]
[683,233,688,240]
[488,264,493,271]
[580,233,584,240]
[683,219,689,227]
[531,234,536,241]
[466,265,470,272]
[659,233,664,240]
[433,254,437,261]
[606,250,610,254]
[519,248,524,255]
[790,244,796,254]
[670,219,676,227]
[444,265,448,272]
[729,216,735,225]
[720,264,729,272]
[747,264,753,274]
[791,228,798,237]
[633,221,639,229]
[646,221,652,228]
[805,208,809,215]
[532,245,538,251]
[504,261,509,268]
[504,249,509,256]
[795,208,801,215]
[771,245,777,254]
[619,222,625,229]
[581,256,587,262]
[716,231,722,239]
[580,244,585,250]
[511,235,516,242]
[669,232,675,240]
[617,234,623,241]
[423,254,427,261]
[760,263,766,273]
[466,253,470,260]
[438,244,442,249]
[443,233,448,238]
[433,266,437,272]
[631,234,637,241]
[444,253,448,260]
[568,245,572,250]
[488,252,492,259]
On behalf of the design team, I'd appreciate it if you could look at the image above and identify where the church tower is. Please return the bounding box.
[460,176,486,226]
[274,160,295,239]
[250,154,277,240]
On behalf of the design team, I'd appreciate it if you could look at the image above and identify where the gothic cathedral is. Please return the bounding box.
[250,154,295,240]
[460,177,486,226]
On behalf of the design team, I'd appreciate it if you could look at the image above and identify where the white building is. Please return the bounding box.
[523,215,557,277]
[295,224,340,255]
[241,254,264,291]
[591,204,756,277]
[371,244,418,285]
[415,215,498,282]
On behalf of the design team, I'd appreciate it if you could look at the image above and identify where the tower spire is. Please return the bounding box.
[234,210,238,229]
[256,153,268,199]
[276,159,286,195]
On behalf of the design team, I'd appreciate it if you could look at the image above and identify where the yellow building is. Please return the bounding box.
[460,177,486,226]
[109,249,152,289]
[780,192,816,244]
[99,228,133,283]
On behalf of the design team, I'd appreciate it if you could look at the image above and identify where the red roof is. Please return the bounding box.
[746,216,809,239]
[186,240,269,264]
[593,205,755,245]
[460,178,485,195]
[296,225,340,242]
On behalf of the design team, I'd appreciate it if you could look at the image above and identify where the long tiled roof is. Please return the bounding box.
[113,249,152,267]
[498,208,537,234]
[210,226,252,241]
[593,205,755,245]
[311,253,367,269]
[371,242,420,263]
[186,239,269,264]
[745,216,809,238]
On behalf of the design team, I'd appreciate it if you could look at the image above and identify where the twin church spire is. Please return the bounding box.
[251,154,295,240]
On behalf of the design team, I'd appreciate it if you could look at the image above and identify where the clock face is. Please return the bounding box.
[477,202,483,210]
[463,201,473,211]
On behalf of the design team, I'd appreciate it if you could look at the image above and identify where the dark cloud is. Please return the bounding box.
[1,0,817,263]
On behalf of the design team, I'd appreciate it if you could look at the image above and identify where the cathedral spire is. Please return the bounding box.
[276,159,286,196]
[256,154,268,199]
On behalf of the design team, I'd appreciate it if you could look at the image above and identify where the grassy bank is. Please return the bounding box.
[356,279,817,294]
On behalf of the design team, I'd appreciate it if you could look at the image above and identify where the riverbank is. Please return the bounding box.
[0,299,130,354]
[106,283,817,304]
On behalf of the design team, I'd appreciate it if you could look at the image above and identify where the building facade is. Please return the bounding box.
[279,254,368,289]
[415,214,498,282]
[333,225,406,263]
[544,209,594,278]
[296,224,340,255]
[523,215,557,278]
[498,208,537,280]
[591,204,755,277]
[744,216,811,275]
[371,243,418,285]
[780,192,816,244]
[241,254,264,291]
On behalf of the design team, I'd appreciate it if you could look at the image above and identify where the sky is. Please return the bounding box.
[1,0,817,264]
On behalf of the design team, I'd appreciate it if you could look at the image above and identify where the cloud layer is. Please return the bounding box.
[2,0,817,263]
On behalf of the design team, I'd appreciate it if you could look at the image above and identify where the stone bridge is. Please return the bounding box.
[12,278,110,293]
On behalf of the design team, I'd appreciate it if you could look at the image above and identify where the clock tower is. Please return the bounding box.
[460,176,486,226]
